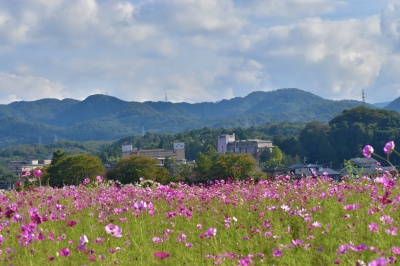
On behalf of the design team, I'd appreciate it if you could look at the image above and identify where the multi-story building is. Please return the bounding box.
[121,142,186,164]
[217,133,274,159]
[7,158,52,177]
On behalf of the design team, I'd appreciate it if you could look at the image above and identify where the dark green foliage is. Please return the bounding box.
[210,153,258,181]
[106,155,170,184]
[46,153,104,187]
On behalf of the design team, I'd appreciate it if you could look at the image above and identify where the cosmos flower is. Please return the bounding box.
[59,248,71,257]
[105,224,122,238]
[362,145,374,158]
[384,141,395,155]
[154,252,170,259]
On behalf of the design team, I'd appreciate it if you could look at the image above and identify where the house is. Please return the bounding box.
[217,133,274,160]
[339,157,396,177]
[263,166,290,176]
[121,142,186,165]
[288,163,341,181]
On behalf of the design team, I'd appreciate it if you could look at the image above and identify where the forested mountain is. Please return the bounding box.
[385,98,400,113]
[0,88,379,147]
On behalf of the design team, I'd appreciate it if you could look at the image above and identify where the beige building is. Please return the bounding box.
[121,142,186,164]
[7,158,51,177]
[218,133,274,159]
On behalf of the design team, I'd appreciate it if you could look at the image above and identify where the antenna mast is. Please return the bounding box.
[362,89,365,105]
[165,93,168,102]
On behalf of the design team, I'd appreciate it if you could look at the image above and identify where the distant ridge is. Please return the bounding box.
[0,88,380,148]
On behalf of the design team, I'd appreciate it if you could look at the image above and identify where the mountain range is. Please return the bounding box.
[0,88,394,148]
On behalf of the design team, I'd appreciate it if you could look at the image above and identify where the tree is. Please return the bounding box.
[259,148,272,163]
[46,154,104,187]
[106,155,170,184]
[211,153,257,181]
[51,149,67,165]
[266,146,284,167]
[194,152,213,179]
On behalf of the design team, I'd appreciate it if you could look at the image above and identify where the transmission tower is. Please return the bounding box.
[165,93,168,102]
[362,89,365,105]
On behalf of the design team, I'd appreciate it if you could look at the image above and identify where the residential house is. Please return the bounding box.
[289,163,341,181]
[339,157,396,177]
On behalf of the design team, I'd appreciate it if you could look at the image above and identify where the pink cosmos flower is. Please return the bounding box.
[205,227,217,238]
[96,175,103,182]
[152,237,163,243]
[105,223,122,238]
[83,178,90,185]
[380,215,393,225]
[368,257,387,266]
[33,169,42,177]
[273,248,283,257]
[369,223,379,233]
[154,252,170,259]
[385,226,397,236]
[60,248,71,257]
[384,141,395,155]
[363,145,374,158]
[391,246,400,255]
[66,220,77,227]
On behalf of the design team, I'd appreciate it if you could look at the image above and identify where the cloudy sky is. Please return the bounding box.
[0,0,399,105]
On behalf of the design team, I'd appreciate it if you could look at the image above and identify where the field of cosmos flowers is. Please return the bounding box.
[0,142,400,265]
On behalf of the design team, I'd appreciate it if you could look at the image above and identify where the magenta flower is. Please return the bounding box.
[59,248,71,257]
[273,248,283,257]
[33,169,42,177]
[363,145,374,158]
[154,252,170,259]
[105,223,122,238]
[384,141,395,155]
[83,178,90,185]
[66,220,77,227]
[205,227,217,238]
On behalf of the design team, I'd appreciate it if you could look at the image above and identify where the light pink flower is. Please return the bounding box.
[105,223,122,238]
[369,223,379,233]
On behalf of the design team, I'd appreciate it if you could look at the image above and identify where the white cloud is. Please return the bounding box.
[0,72,66,103]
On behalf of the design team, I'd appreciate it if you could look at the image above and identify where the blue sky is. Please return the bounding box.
[0,0,398,104]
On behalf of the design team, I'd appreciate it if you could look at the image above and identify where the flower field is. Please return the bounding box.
[1,175,399,265]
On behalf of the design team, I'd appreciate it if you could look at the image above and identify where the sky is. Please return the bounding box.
[0,0,399,105]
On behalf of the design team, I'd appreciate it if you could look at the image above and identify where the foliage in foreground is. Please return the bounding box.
[0,174,399,265]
